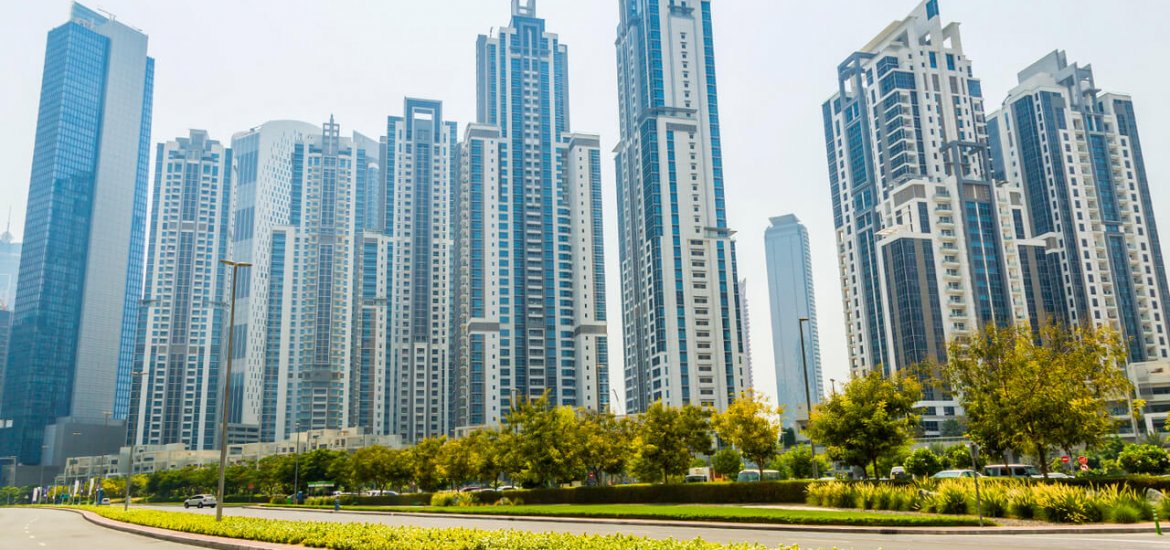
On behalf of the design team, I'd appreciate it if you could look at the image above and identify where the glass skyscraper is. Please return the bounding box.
[615,0,747,413]
[764,215,823,426]
[1,3,153,466]
[454,0,609,431]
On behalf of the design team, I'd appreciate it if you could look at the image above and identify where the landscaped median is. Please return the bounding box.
[270,502,990,527]
[76,506,796,549]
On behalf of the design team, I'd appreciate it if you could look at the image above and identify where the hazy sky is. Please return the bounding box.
[3,0,1169,410]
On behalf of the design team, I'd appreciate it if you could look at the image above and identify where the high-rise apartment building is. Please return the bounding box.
[764,215,823,425]
[1,3,153,465]
[738,278,754,391]
[615,0,747,413]
[383,99,458,442]
[454,0,609,431]
[822,0,1027,434]
[988,51,1170,362]
[129,131,232,450]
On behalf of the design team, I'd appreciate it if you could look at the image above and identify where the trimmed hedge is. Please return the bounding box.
[1049,475,1170,493]
[317,481,811,507]
[82,507,785,549]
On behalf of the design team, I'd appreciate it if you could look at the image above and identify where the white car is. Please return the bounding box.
[183,494,217,509]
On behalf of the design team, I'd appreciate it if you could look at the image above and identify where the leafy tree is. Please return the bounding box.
[780,427,797,449]
[678,404,715,458]
[257,454,295,495]
[437,436,476,489]
[631,401,693,483]
[942,444,977,469]
[464,428,508,488]
[1118,444,1170,475]
[903,447,943,478]
[712,390,782,479]
[711,448,742,479]
[503,394,584,487]
[410,436,446,492]
[940,418,965,437]
[576,410,634,485]
[774,444,830,479]
[806,369,922,478]
[350,446,397,491]
[943,324,1131,477]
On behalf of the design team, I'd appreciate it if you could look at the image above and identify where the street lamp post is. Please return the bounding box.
[798,317,818,480]
[293,423,302,504]
[215,259,251,521]
[123,369,146,511]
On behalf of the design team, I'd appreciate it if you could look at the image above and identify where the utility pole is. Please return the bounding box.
[798,317,818,479]
[215,259,250,521]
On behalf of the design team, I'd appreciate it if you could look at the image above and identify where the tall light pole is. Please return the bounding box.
[216,259,251,521]
[293,422,301,504]
[123,369,147,511]
[798,317,818,479]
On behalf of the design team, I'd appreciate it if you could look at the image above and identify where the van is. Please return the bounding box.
[982,464,1039,478]
[735,469,781,482]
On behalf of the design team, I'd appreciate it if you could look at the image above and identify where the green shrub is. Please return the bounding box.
[1118,444,1170,475]
[903,448,943,478]
[926,481,969,515]
[1007,486,1037,520]
[1109,504,1142,523]
[83,507,784,549]
[429,491,476,507]
[1032,483,1099,523]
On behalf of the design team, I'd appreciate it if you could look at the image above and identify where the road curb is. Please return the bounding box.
[50,507,299,550]
[250,505,1162,536]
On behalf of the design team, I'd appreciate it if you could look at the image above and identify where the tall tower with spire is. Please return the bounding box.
[454,0,609,432]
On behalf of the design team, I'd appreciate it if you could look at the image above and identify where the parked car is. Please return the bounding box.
[495,485,517,491]
[683,474,708,483]
[100,497,111,505]
[931,469,980,479]
[1031,472,1072,479]
[735,469,781,482]
[183,494,217,509]
[982,464,1039,478]
[889,466,910,480]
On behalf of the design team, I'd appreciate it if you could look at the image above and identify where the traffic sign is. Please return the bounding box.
[1080,463,1089,472]
[1077,455,1088,465]
[1061,455,1069,464]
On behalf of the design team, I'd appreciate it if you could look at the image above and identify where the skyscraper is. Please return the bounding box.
[455,0,609,431]
[1,3,153,465]
[129,131,232,451]
[615,0,747,413]
[738,278,754,391]
[988,51,1170,362]
[383,99,458,442]
[764,215,823,426]
[822,0,1031,435]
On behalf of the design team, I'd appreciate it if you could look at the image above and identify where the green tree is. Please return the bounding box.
[942,444,976,469]
[806,369,922,478]
[576,410,634,485]
[678,404,715,458]
[774,444,830,479]
[350,446,396,491]
[437,436,476,489]
[711,448,742,479]
[410,436,446,492]
[712,390,782,479]
[1118,444,1170,475]
[944,324,1131,477]
[903,447,943,478]
[464,428,508,488]
[631,401,692,483]
[503,394,584,487]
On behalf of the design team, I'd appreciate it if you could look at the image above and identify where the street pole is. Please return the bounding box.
[798,317,818,479]
[216,259,250,521]
[124,369,145,511]
[293,424,301,504]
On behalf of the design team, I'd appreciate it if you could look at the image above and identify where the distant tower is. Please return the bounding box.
[764,215,823,426]
[739,278,754,391]
[0,209,19,310]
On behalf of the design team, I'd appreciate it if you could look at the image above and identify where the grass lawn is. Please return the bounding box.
[282,503,991,527]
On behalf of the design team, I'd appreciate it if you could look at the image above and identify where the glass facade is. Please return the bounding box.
[1,4,152,465]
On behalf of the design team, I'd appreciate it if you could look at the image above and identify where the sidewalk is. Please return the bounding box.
[253,504,1163,536]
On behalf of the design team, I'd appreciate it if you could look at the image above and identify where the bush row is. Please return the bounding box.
[83,507,785,549]
[308,481,812,508]
[807,479,1170,524]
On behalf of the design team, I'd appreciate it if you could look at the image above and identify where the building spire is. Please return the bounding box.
[511,0,536,17]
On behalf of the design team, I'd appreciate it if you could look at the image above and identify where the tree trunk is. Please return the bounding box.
[1035,442,1048,479]
[872,457,879,480]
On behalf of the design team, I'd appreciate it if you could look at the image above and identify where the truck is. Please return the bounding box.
[685,467,712,483]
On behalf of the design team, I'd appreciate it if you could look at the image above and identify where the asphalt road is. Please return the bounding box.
[136,503,1168,550]
[0,507,197,549]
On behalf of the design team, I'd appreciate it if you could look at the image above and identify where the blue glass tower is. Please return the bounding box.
[0,3,153,465]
